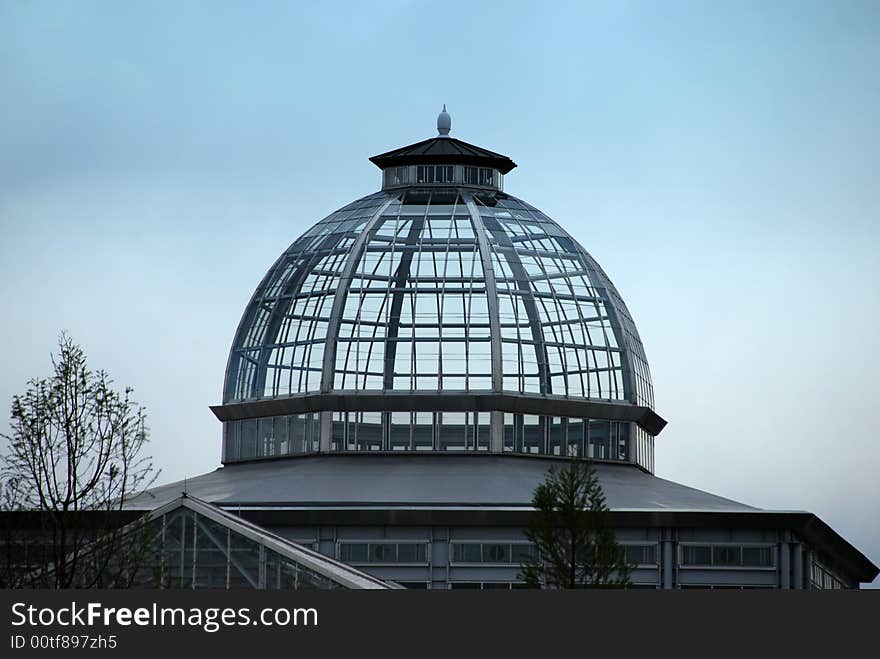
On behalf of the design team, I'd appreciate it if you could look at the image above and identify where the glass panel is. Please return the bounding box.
[389,412,411,451]
[743,547,773,567]
[161,511,187,589]
[340,543,368,562]
[522,415,543,454]
[274,416,289,456]
[241,420,257,459]
[412,412,434,450]
[331,412,345,451]
[567,419,585,457]
[475,412,490,451]
[258,417,274,458]
[511,544,537,563]
[438,412,467,451]
[682,546,711,566]
[224,421,240,462]
[588,419,609,459]
[357,412,383,451]
[370,543,396,563]
[548,417,564,456]
[397,544,427,563]
[714,546,742,566]
[483,543,511,563]
[227,528,261,589]
[290,414,307,453]
[452,543,482,563]
[625,545,657,566]
[194,515,230,588]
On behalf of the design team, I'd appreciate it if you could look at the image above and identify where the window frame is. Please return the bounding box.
[336,540,432,566]
[678,543,777,570]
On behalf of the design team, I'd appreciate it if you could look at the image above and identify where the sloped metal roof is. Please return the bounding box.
[369,137,517,173]
[127,455,755,511]
[122,455,877,583]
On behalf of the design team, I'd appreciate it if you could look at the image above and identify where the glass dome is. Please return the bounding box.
[214,118,664,472]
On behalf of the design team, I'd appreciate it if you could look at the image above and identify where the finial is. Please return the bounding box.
[437,104,451,137]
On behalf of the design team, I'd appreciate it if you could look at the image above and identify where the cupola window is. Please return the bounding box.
[464,166,495,187]
[416,165,454,184]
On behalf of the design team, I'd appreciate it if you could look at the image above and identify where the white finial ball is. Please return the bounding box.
[437,104,451,136]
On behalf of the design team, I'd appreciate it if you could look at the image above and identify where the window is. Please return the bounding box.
[484,543,510,563]
[462,167,496,187]
[811,561,845,589]
[682,545,711,566]
[384,166,409,187]
[511,544,538,563]
[339,543,368,562]
[450,542,535,564]
[680,544,775,568]
[224,422,240,461]
[452,543,481,563]
[370,543,396,562]
[742,547,773,567]
[624,544,658,566]
[715,546,741,566]
[416,165,454,184]
[397,544,426,562]
[240,419,257,459]
[338,542,428,564]
[449,582,527,590]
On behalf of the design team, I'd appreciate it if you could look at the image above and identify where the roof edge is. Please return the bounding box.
[369,136,517,174]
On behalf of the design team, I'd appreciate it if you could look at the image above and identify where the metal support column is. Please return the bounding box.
[792,543,804,590]
[661,528,674,590]
[431,526,450,590]
[779,541,791,589]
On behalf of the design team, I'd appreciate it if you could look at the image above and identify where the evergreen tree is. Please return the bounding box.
[520,461,631,589]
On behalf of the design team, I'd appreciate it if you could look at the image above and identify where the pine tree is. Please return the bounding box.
[520,461,631,589]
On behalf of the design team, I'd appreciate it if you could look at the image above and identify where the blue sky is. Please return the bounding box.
[1,1,878,585]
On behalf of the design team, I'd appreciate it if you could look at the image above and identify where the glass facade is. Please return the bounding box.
[132,500,390,589]
[224,413,320,462]
[220,168,657,471]
[225,188,651,404]
[223,416,630,460]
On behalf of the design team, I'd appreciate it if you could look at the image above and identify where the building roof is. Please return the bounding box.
[126,455,878,583]
[127,455,755,511]
[369,136,517,174]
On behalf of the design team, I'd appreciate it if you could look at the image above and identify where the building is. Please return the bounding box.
[129,108,877,589]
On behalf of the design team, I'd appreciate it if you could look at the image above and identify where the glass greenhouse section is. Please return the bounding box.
[223,189,650,405]
[137,496,392,590]
[218,189,660,472]
[213,115,666,474]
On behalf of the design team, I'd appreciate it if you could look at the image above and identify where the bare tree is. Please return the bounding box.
[0,333,158,588]
[519,460,631,589]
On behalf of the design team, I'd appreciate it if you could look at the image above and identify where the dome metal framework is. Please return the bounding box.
[213,111,665,472]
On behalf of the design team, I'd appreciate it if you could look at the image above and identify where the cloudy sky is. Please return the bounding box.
[1,1,878,585]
